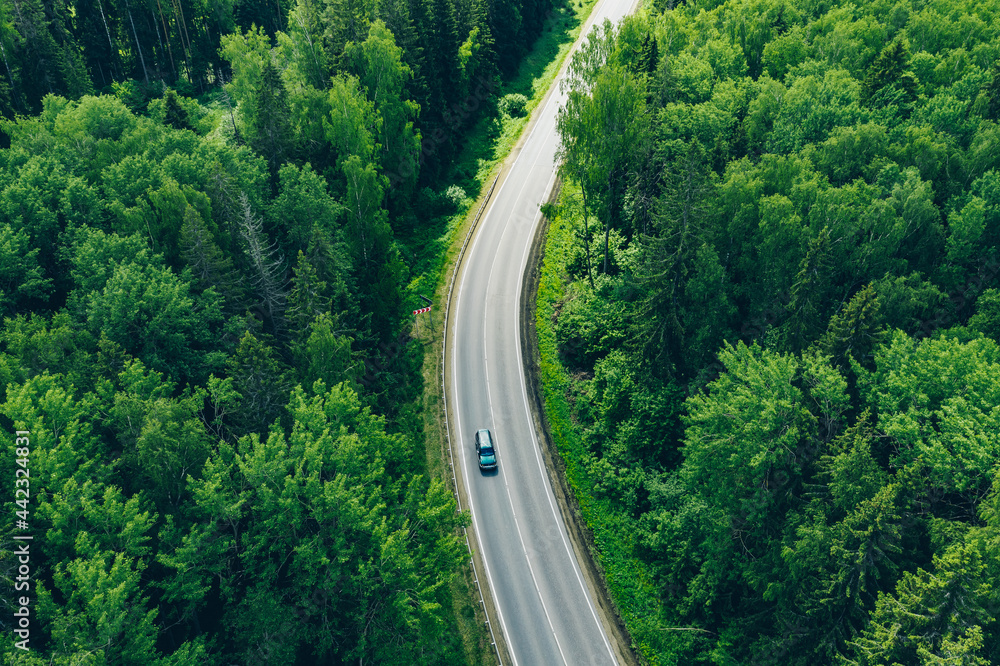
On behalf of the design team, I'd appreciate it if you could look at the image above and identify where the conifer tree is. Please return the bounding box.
[785,227,835,351]
[225,331,291,434]
[287,250,331,340]
[246,59,293,175]
[862,38,918,111]
[162,88,192,130]
[236,192,287,329]
[179,204,241,304]
[815,283,886,368]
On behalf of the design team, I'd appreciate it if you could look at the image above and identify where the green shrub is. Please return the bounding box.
[498,93,529,118]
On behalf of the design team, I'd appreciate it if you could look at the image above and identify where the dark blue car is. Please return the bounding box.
[475,429,497,471]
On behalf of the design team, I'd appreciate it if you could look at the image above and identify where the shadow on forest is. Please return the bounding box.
[396,0,583,285]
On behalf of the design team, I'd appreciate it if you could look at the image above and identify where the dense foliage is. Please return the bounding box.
[0,0,567,656]
[551,0,1000,662]
[0,0,555,177]
[0,90,472,663]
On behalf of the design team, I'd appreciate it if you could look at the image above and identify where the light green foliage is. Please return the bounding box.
[343,20,420,196]
[276,0,330,91]
[40,480,155,564]
[558,19,649,271]
[64,227,155,296]
[52,94,138,143]
[84,260,225,382]
[946,197,986,266]
[859,331,1000,495]
[269,162,344,252]
[173,382,465,663]
[762,25,809,80]
[811,122,889,185]
[0,154,87,271]
[39,550,160,664]
[968,289,1000,342]
[822,415,888,513]
[768,68,868,153]
[324,73,379,167]
[849,541,996,665]
[0,0,594,661]
[682,342,818,522]
[497,93,529,117]
[104,359,213,505]
[293,312,358,389]
[0,312,94,387]
[219,26,273,109]
[2,372,108,488]
[664,52,716,104]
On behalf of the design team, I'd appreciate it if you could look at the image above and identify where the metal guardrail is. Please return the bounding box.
[440,171,503,665]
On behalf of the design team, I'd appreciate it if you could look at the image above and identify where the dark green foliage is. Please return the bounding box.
[784,226,835,350]
[166,383,467,663]
[556,279,631,370]
[0,223,51,313]
[0,14,517,649]
[497,92,529,117]
[814,282,887,367]
[0,0,550,189]
[245,60,293,176]
[862,37,918,110]
[342,153,406,340]
[162,88,192,131]
[179,203,242,303]
[286,250,331,339]
[225,331,291,435]
[639,33,659,75]
[969,289,1000,342]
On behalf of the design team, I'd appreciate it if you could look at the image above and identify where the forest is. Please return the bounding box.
[545,0,1000,663]
[0,0,566,658]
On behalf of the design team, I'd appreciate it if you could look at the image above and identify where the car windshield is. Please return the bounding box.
[480,446,494,456]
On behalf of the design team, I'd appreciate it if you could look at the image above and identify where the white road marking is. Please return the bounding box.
[482,161,570,666]
[514,165,617,663]
[452,242,520,666]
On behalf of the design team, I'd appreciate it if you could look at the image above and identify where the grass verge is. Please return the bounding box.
[534,182,669,664]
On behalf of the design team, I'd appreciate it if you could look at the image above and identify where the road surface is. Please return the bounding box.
[446,0,638,662]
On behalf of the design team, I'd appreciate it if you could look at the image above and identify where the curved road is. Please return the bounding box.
[447,0,637,662]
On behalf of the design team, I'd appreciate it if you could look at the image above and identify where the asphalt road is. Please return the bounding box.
[447,0,637,662]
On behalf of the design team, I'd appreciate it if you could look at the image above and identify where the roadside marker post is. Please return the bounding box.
[413,305,433,334]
